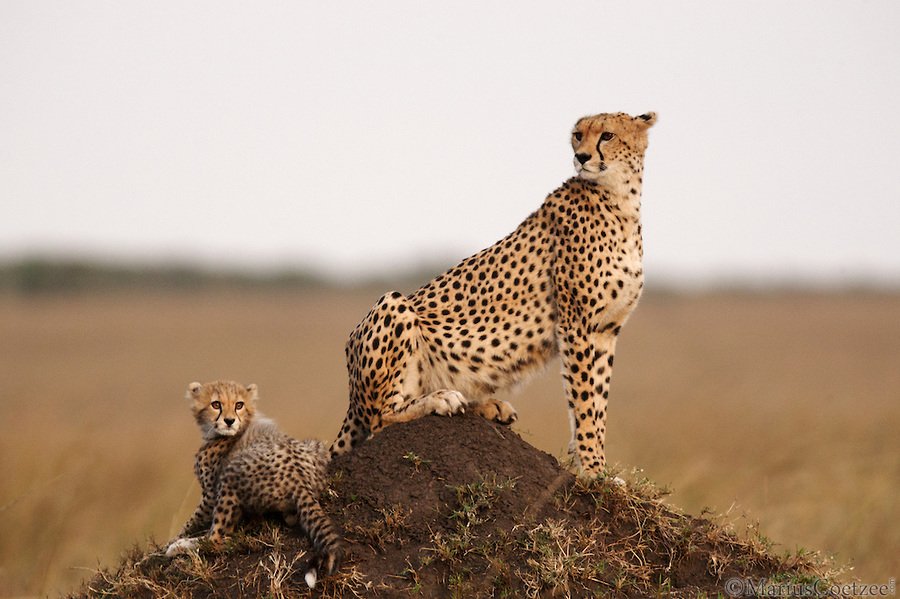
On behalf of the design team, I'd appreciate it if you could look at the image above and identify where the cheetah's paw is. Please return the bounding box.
[430,390,468,416]
[305,548,342,589]
[165,537,200,557]
[305,568,318,589]
[574,467,627,489]
[475,399,518,425]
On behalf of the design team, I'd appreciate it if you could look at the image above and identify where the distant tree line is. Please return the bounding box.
[0,258,330,294]
[4,257,892,295]
[0,258,454,295]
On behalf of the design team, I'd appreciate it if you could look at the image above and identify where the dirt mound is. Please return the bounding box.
[327,413,571,545]
[72,415,827,598]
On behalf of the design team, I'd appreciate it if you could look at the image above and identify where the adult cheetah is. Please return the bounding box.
[332,112,656,475]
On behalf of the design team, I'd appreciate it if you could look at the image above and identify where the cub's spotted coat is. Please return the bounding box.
[166,380,341,588]
[332,112,656,476]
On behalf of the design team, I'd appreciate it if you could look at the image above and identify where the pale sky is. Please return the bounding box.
[2,1,899,286]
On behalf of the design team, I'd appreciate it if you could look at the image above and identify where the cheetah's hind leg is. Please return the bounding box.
[293,489,344,589]
[472,398,518,425]
[305,550,342,589]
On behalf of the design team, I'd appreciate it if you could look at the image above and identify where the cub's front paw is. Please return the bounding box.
[165,537,200,557]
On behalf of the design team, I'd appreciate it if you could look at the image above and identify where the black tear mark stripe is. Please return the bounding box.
[595,138,604,162]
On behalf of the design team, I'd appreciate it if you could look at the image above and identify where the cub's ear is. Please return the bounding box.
[186,382,203,399]
[245,383,259,400]
[635,112,657,128]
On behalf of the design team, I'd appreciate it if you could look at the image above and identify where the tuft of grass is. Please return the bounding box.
[396,558,424,595]
[258,550,305,599]
[518,518,603,598]
[429,476,517,564]
[348,505,413,551]
[449,476,517,529]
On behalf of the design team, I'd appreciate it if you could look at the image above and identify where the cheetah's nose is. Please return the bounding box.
[575,153,591,165]
[224,418,235,427]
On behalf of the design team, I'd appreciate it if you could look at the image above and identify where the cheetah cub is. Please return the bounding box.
[166,380,342,588]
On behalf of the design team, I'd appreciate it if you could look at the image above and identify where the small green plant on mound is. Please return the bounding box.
[402,451,431,473]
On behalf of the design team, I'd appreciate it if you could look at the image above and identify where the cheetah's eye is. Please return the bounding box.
[600,131,615,141]
[572,131,582,142]
[235,402,244,410]
[210,401,221,410]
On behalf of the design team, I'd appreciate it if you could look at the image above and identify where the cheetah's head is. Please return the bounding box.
[187,380,258,440]
[571,112,656,184]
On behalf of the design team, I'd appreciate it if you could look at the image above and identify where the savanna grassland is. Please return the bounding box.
[1,288,898,596]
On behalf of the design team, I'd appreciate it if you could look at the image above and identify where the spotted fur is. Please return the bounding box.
[166,380,342,588]
[332,112,656,476]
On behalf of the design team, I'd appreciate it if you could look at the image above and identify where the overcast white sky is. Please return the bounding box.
[2,1,899,286]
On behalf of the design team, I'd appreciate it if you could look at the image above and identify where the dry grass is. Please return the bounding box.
[77,520,373,599]
[1,289,898,596]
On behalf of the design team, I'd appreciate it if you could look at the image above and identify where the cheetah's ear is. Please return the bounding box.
[186,381,203,401]
[634,112,657,128]
[245,383,259,401]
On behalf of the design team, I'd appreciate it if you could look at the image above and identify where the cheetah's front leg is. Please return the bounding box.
[166,496,215,556]
[207,487,243,550]
[558,330,618,477]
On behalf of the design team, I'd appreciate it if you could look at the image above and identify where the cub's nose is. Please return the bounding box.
[224,418,235,427]
[575,153,591,165]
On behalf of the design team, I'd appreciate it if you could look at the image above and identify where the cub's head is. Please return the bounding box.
[187,380,258,439]
[571,112,657,184]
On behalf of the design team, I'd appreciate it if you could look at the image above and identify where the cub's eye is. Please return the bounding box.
[572,131,582,142]
[600,131,615,141]
[235,402,244,410]
[210,401,221,410]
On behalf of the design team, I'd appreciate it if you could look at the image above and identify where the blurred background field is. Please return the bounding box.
[1,280,897,596]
